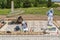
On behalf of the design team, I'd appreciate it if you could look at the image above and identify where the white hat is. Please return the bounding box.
[51,8,53,10]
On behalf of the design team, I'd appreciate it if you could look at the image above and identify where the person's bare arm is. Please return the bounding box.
[25,22,27,27]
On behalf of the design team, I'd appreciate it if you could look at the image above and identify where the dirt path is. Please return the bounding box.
[0,15,60,20]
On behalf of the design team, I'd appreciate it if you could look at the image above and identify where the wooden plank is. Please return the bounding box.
[0,31,44,35]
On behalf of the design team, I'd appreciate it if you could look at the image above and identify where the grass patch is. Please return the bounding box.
[20,7,50,15]
[0,7,60,16]
[0,9,10,15]
[20,7,60,16]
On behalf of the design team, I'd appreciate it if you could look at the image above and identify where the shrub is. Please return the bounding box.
[23,0,31,8]
[38,4,47,7]
[51,4,60,7]
[47,0,52,7]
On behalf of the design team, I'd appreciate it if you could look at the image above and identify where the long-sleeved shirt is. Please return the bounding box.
[47,9,54,17]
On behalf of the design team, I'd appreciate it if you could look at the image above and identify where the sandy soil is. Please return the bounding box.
[0,15,60,20]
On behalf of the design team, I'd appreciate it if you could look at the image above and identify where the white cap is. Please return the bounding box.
[22,21,25,24]
[51,8,53,10]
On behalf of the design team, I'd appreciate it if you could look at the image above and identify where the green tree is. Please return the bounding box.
[6,0,11,8]
[33,0,38,7]
[0,0,2,8]
[14,0,21,8]
[23,0,31,8]
[1,0,5,9]
[47,0,52,7]
[4,0,7,8]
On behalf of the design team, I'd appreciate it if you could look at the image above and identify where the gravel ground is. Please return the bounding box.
[0,35,60,40]
[0,15,60,40]
[57,21,60,25]
[0,21,47,31]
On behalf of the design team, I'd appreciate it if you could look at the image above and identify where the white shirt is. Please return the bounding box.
[22,21,27,29]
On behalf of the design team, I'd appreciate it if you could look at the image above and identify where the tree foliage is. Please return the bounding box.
[23,0,31,8]
[47,0,52,7]
[0,0,54,8]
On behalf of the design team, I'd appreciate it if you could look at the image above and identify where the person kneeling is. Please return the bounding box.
[22,21,28,32]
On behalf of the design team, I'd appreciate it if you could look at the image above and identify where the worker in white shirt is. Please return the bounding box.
[22,21,28,32]
[15,16,28,32]
[47,8,54,26]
